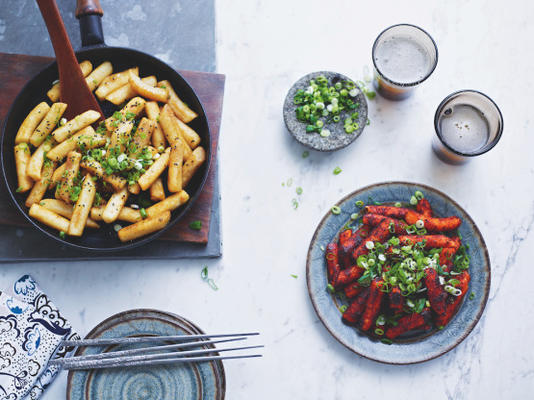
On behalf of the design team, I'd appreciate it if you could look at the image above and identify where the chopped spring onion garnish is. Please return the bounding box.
[294,75,367,138]
[326,283,335,293]
[339,305,348,313]
[394,202,402,207]
[365,241,374,250]
[302,151,310,158]
[351,213,359,220]
[200,267,218,290]
[140,208,147,219]
[410,196,418,205]
[333,167,342,175]
[290,274,298,279]
[189,220,202,230]
[59,231,66,239]
[320,245,325,251]
[113,224,122,232]
[331,206,341,215]
[414,190,424,200]
[444,285,462,296]
[415,220,425,229]
[355,200,364,207]
[208,278,218,291]
[374,328,384,336]
[469,292,475,300]
[292,198,299,210]
[59,117,67,126]
[296,187,303,195]
[376,315,386,326]
[381,338,393,345]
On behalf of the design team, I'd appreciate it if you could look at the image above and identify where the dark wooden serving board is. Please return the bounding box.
[0,52,224,244]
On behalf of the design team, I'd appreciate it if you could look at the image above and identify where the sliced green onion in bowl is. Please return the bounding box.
[331,206,341,215]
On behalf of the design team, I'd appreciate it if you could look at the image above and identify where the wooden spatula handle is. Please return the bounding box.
[36,0,85,85]
[75,0,103,18]
[36,0,103,119]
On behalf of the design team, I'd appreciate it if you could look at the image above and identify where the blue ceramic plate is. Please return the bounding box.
[306,182,490,364]
[67,309,225,400]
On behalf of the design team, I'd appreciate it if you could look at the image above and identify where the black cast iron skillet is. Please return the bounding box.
[0,0,211,252]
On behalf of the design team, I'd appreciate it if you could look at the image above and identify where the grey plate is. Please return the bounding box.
[67,309,225,400]
[306,181,491,364]
[283,71,368,151]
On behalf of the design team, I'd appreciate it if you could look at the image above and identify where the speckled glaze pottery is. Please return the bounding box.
[283,71,368,151]
[67,309,225,400]
[306,182,490,364]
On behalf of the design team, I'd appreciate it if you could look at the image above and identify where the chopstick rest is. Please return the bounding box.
[0,289,70,399]
[5,275,80,400]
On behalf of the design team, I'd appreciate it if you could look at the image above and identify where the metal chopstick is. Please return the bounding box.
[55,344,263,368]
[61,332,259,347]
[60,354,263,370]
[52,337,246,363]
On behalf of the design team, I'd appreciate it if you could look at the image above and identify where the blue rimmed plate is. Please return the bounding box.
[306,182,490,364]
[67,309,225,400]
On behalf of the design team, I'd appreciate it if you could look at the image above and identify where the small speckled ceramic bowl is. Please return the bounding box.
[283,71,368,151]
[67,309,225,400]
[306,182,491,364]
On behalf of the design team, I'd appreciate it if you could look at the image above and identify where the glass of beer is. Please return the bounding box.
[372,24,438,100]
[432,90,503,164]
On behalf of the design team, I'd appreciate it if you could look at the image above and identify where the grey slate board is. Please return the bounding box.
[0,0,221,260]
[0,0,215,73]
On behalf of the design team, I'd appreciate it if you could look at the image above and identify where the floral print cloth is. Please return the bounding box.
[0,275,78,400]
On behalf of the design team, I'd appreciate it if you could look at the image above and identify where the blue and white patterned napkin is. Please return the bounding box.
[0,275,79,400]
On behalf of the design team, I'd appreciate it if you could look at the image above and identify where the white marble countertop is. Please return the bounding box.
[2,0,534,398]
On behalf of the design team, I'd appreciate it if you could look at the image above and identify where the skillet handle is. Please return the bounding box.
[75,0,105,47]
[75,0,103,17]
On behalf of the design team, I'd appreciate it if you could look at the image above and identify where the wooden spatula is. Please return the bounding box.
[36,0,103,120]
